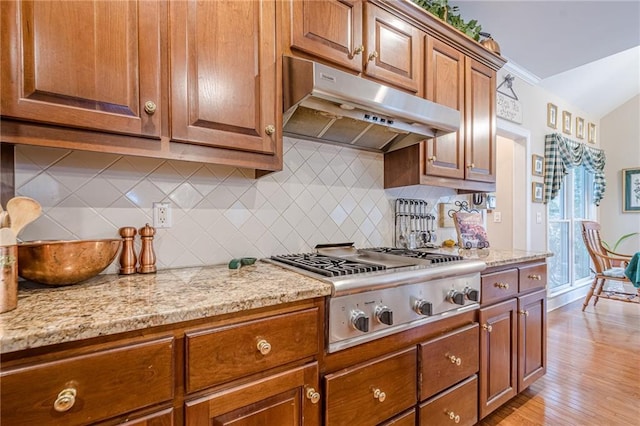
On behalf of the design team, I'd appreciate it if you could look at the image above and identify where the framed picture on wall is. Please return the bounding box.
[532,154,544,177]
[532,182,544,203]
[576,117,585,139]
[622,168,640,212]
[562,111,572,135]
[588,123,597,144]
[547,103,558,129]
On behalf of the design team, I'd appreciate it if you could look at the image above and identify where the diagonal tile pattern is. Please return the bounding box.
[15,138,459,273]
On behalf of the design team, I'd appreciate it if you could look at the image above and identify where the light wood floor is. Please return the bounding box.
[479,298,640,426]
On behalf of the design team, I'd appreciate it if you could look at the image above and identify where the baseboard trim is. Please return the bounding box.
[547,284,590,311]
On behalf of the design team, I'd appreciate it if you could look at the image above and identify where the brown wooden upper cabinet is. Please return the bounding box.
[384,36,499,192]
[1,0,282,173]
[288,0,423,93]
[170,0,279,155]
[1,0,162,138]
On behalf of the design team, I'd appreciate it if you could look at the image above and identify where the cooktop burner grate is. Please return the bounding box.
[362,247,463,263]
[271,253,386,277]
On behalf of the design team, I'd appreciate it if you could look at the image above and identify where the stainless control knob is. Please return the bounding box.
[464,287,480,302]
[351,310,370,333]
[447,290,465,305]
[375,305,393,325]
[414,299,433,316]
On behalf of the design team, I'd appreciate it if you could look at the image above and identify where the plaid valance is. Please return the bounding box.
[544,133,606,205]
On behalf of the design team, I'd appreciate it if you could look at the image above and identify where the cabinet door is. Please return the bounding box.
[364,3,423,93]
[170,0,279,155]
[464,58,496,183]
[290,0,363,72]
[1,0,161,137]
[518,289,547,392]
[185,363,320,426]
[478,299,517,419]
[424,37,465,179]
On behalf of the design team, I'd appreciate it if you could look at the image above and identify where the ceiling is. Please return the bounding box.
[449,0,640,118]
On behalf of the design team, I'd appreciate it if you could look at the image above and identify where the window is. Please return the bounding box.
[547,166,595,292]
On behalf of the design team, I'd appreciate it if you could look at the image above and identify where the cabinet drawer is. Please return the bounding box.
[186,307,319,393]
[419,375,477,426]
[481,268,518,304]
[419,323,479,399]
[381,409,416,426]
[325,347,417,426]
[0,337,174,426]
[519,263,547,293]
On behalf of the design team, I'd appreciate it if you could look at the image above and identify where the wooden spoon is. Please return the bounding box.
[6,196,42,238]
[0,227,17,246]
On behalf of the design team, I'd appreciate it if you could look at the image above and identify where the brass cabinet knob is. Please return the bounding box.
[519,309,530,317]
[372,388,386,402]
[447,411,461,423]
[305,387,321,404]
[528,274,542,280]
[448,354,462,366]
[53,388,77,412]
[256,339,272,355]
[265,124,276,136]
[351,45,364,57]
[482,323,493,333]
[467,163,475,169]
[428,156,437,162]
[368,51,379,62]
[144,101,157,115]
[494,282,510,290]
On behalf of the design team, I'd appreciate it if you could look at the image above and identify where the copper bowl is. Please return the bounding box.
[17,239,122,286]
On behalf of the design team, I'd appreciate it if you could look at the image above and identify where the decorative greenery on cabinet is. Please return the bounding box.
[412,0,483,40]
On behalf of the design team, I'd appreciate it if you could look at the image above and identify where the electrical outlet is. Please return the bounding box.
[153,202,172,228]
[493,212,502,223]
[536,212,542,224]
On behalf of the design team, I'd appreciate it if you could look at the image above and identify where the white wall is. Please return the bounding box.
[599,95,640,253]
[486,136,514,249]
[495,66,602,252]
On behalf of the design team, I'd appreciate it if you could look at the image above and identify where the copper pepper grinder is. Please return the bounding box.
[118,226,137,275]
[138,223,157,274]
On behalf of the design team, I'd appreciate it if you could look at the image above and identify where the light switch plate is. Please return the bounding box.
[493,212,502,223]
[536,212,542,224]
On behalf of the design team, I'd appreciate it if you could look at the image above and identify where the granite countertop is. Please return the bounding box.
[0,249,551,355]
[0,262,332,354]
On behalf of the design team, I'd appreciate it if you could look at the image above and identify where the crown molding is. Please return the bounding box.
[501,57,542,86]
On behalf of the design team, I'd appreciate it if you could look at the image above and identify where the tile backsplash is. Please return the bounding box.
[14,138,457,272]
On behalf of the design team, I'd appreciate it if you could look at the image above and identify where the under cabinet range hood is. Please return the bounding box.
[282,56,460,152]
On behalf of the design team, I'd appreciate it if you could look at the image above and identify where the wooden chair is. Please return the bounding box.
[580,221,639,311]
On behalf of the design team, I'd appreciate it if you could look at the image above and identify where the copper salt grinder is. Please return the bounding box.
[138,223,157,274]
[118,226,137,274]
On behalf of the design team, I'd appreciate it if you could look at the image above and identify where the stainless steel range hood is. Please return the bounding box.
[283,56,460,152]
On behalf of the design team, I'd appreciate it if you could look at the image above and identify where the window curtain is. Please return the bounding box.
[544,133,606,205]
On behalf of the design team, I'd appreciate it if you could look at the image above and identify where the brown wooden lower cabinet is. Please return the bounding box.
[0,336,175,426]
[381,409,416,425]
[479,262,547,420]
[185,363,320,425]
[117,408,175,426]
[419,375,478,426]
[324,348,417,426]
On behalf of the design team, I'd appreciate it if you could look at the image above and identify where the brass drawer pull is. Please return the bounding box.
[367,51,378,62]
[256,339,272,355]
[528,274,542,280]
[372,388,386,402]
[265,124,276,136]
[53,387,77,412]
[351,45,364,57]
[428,156,437,162]
[482,323,493,333]
[306,387,321,404]
[144,100,157,115]
[447,411,461,423]
[494,282,510,289]
[448,354,462,366]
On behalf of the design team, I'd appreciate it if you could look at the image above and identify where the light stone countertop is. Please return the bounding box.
[0,262,331,354]
[0,249,551,355]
